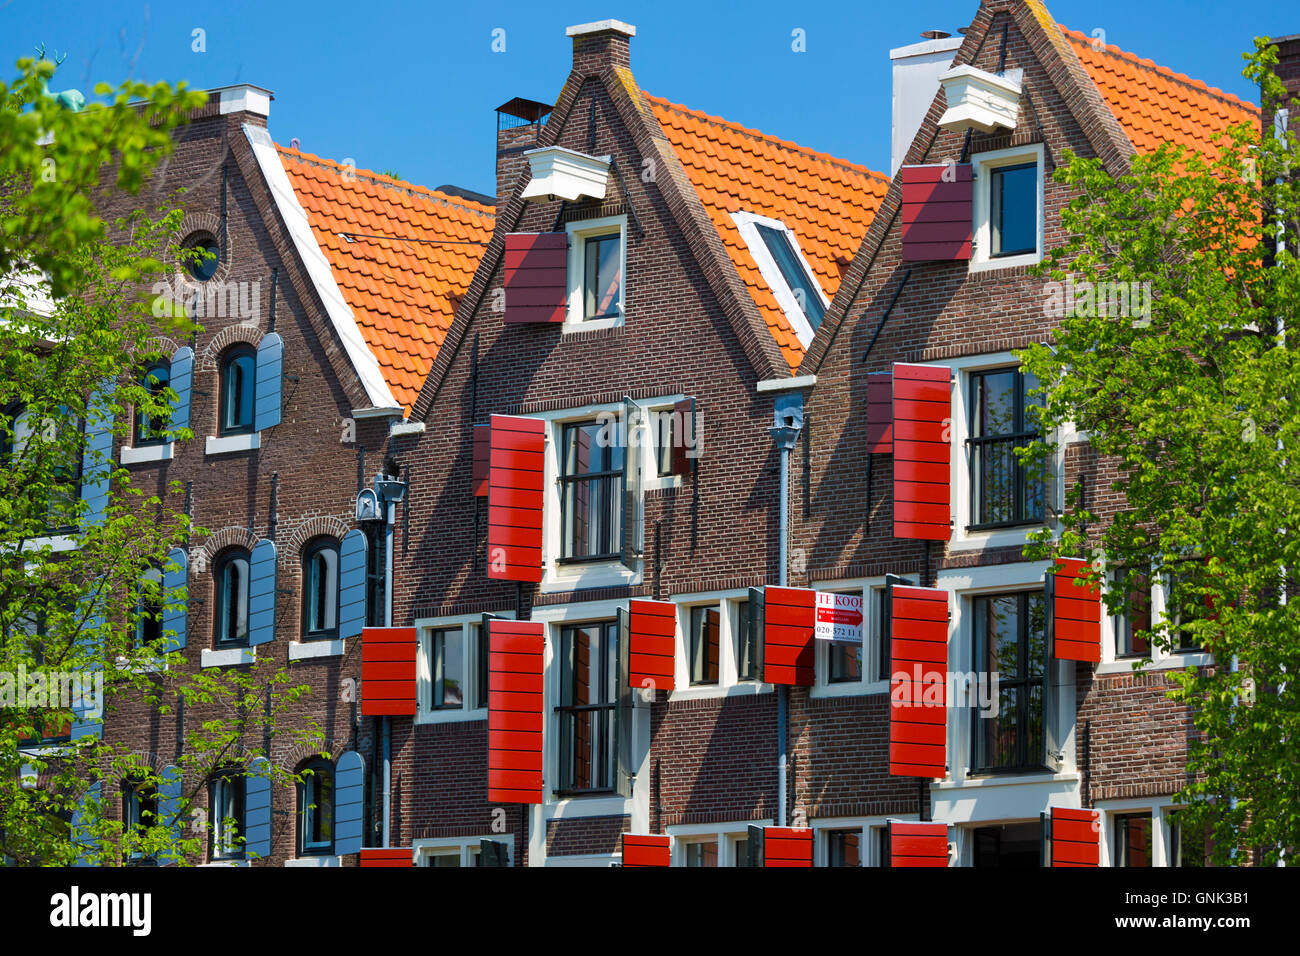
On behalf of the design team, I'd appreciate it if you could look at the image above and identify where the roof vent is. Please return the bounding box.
[938,65,1023,134]
[519,146,611,203]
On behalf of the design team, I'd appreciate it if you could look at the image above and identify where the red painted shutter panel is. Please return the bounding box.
[763,827,813,867]
[763,586,816,686]
[1051,807,1100,866]
[361,627,417,716]
[622,833,670,867]
[487,414,545,582]
[360,847,413,867]
[487,619,544,804]
[892,363,951,540]
[889,585,948,777]
[1051,558,1101,662]
[889,821,949,866]
[900,164,973,261]
[628,599,676,692]
[866,372,893,455]
[503,232,567,323]
[472,423,491,497]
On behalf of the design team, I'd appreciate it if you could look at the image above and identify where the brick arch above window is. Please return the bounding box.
[193,527,261,572]
[282,514,353,558]
[276,739,344,773]
[198,323,266,372]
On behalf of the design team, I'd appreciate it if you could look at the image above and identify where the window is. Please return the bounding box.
[1114,568,1152,659]
[302,538,340,640]
[734,599,757,682]
[3,403,82,532]
[876,587,891,682]
[968,367,1043,530]
[213,548,251,647]
[363,522,386,628]
[218,346,256,436]
[872,826,890,867]
[1163,568,1203,653]
[825,828,861,867]
[688,605,720,686]
[989,162,1037,257]
[134,567,163,650]
[654,408,674,477]
[971,822,1040,867]
[1168,813,1206,867]
[555,620,617,795]
[425,850,463,867]
[298,759,334,856]
[9,611,71,745]
[971,591,1048,773]
[731,834,751,867]
[829,639,863,683]
[559,421,623,562]
[209,770,245,861]
[756,223,826,330]
[567,216,625,325]
[475,622,489,710]
[183,234,220,282]
[683,839,718,867]
[429,627,464,710]
[133,362,171,446]
[1113,812,1152,867]
[123,777,159,863]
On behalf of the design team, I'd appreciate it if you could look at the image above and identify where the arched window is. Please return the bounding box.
[123,775,159,864]
[218,346,256,435]
[134,361,171,446]
[297,758,334,856]
[209,767,245,861]
[302,538,340,640]
[213,548,251,647]
[135,566,163,649]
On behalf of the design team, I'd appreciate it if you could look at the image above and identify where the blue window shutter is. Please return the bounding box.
[162,547,188,652]
[79,382,114,527]
[334,750,365,856]
[253,332,284,432]
[248,539,277,646]
[169,346,194,433]
[338,529,367,640]
[158,764,183,864]
[71,781,101,866]
[244,756,272,858]
[70,614,103,741]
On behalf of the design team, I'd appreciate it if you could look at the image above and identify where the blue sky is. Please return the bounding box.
[3,0,1295,196]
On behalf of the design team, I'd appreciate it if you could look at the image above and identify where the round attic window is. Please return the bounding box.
[182,234,220,281]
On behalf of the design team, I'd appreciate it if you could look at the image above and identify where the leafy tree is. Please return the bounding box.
[1020,41,1300,864]
[1,56,321,866]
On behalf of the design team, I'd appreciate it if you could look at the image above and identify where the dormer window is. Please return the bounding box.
[971,145,1044,271]
[565,215,627,328]
[732,211,828,347]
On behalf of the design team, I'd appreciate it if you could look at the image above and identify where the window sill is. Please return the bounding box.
[542,558,639,594]
[667,681,771,703]
[22,534,78,553]
[948,523,1046,553]
[205,433,260,456]
[115,654,167,674]
[285,855,340,867]
[288,639,344,661]
[562,314,624,334]
[811,677,889,700]
[201,647,256,668]
[416,706,488,726]
[547,794,631,818]
[969,250,1042,273]
[121,443,174,465]
[1096,652,1213,676]
[935,770,1079,791]
[202,859,250,867]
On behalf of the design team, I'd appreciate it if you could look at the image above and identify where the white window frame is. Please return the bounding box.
[813,815,908,867]
[565,214,627,331]
[1097,565,1214,675]
[414,834,512,867]
[732,211,828,349]
[970,143,1044,273]
[667,820,770,867]
[810,579,898,698]
[415,612,503,724]
[1096,797,1193,867]
[668,590,771,702]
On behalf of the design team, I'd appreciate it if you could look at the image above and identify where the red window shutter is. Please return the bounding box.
[889,585,948,778]
[1050,558,1101,662]
[889,821,949,867]
[892,363,951,541]
[503,232,567,324]
[361,627,417,716]
[763,586,816,686]
[487,619,544,804]
[628,599,676,692]
[622,833,670,867]
[900,164,973,262]
[472,423,491,497]
[669,396,697,476]
[1050,807,1100,866]
[360,847,413,867]
[763,827,813,867]
[866,372,893,455]
[487,414,545,582]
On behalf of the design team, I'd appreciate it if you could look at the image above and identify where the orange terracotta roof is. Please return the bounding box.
[278,146,494,413]
[1062,25,1261,158]
[646,94,889,371]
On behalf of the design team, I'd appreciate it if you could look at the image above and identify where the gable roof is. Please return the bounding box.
[277,146,495,413]
[1062,25,1261,158]
[647,95,889,371]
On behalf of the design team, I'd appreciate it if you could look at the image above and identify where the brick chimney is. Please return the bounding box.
[1268,34,1300,116]
[495,97,553,212]
[567,19,635,76]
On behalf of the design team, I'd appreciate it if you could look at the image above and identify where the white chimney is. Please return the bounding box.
[890,35,963,176]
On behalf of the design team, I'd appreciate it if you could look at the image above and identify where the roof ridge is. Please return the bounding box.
[276,144,496,218]
[1059,24,1260,117]
[644,93,889,183]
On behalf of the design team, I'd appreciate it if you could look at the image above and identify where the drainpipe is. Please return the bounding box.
[373,466,407,848]
[770,393,804,827]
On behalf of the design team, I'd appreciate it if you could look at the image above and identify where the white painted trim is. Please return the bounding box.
[970,143,1044,272]
[243,124,398,410]
[566,19,636,37]
[413,612,505,725]
[205,432,260,455]
[121,443,174,465]
[201,647,256,668]
[351,405,404,420]
[669,821,764,867]
[288,639,344,661]
[414,834,512,867]
[731,211,828,349]
[810,814,906,867]
[284,855,340,867]
[521,147,611,204]
[1097,567,1215,673]
[545,852,619,867]
[388,419,425,437]
[669,588,770,699]
[22,535,77,553]
[807,576,909,696]
[219,86,271,117]
[756,374,817,393]
[564,214,627,331]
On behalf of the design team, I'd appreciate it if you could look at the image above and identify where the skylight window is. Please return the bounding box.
[731,211,829,348]
[755,224,825,329]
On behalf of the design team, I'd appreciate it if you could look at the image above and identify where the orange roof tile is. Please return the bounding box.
[646,94,889,371]
[1062,25,1260,159]
[277,146,494,413]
